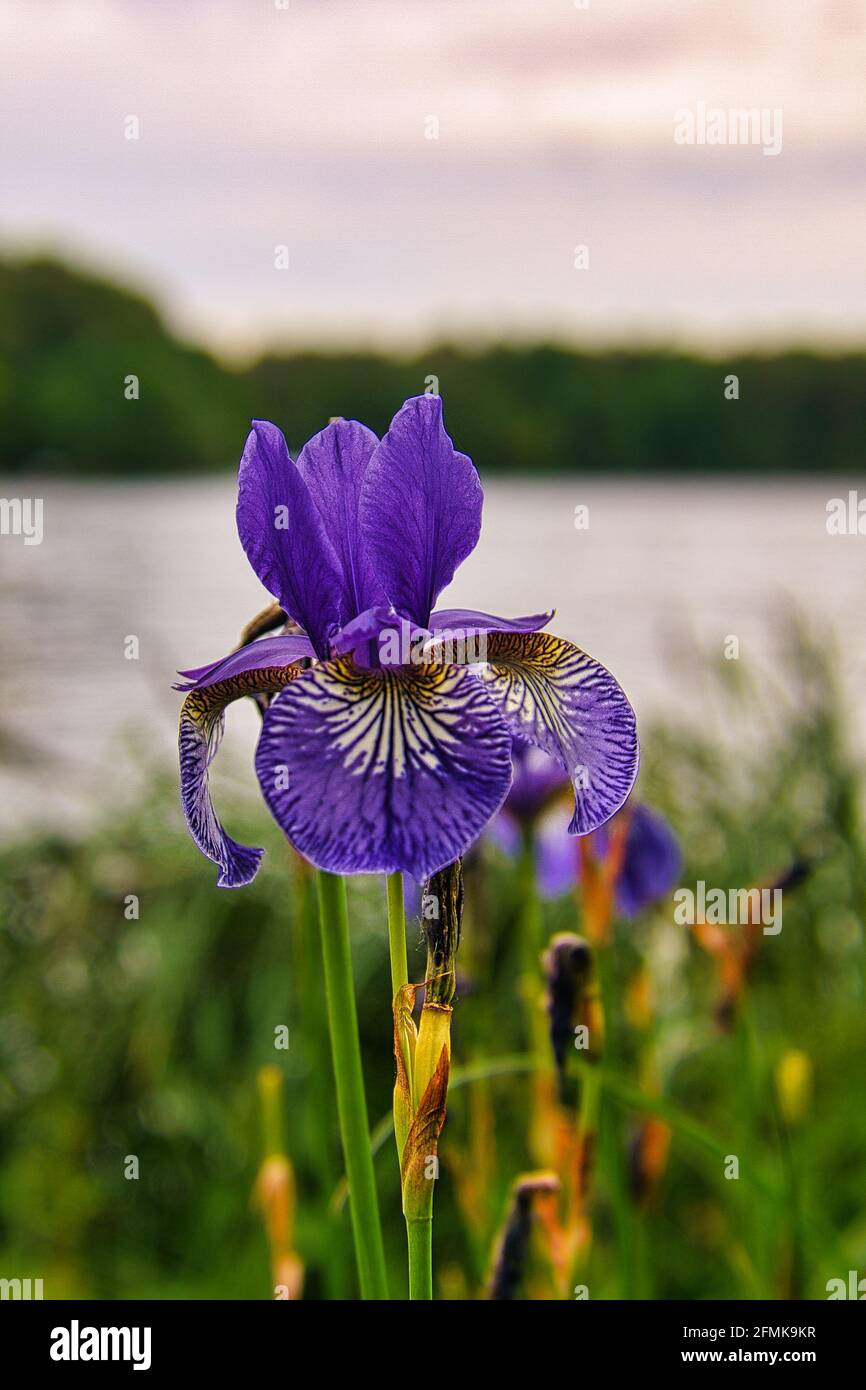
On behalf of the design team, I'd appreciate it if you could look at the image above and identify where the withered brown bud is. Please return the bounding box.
[542,932,594,1075]
[421,858,464,1008]
[398,859,464,1225]
[487,1172,560,1300]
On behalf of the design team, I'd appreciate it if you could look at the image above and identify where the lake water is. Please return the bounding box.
[1,476,862,837]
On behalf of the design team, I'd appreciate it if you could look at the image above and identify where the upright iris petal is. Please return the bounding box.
[237,421,345,656]
[479,631,638,835]
[254,657,513,878]
[296,418,386,620]
[359,395,482,626]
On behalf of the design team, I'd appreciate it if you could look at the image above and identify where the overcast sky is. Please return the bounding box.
[2,0,865,357]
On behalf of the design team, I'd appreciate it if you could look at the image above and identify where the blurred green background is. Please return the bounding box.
[1,620,863,1299]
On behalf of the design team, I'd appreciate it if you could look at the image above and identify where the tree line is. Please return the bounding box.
[2,256,863,476]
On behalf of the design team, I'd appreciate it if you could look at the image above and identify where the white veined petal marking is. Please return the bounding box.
[294,660,472,781]
[255,653,515,878]
[482,633,602,737]
[479,630,639,835]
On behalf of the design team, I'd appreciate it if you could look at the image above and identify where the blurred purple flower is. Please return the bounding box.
[501,741,567,825]
[538,801,681,916]
[175,395,638,886]
[491,746,678,915]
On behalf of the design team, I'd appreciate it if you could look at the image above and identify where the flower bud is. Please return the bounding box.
[393,859,463,1224]
[775,1048,813,1126]
[542,933,602,1088]
[487,1172,560,1300]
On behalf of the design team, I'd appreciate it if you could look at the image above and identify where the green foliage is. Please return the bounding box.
[0,258,251,476]
[0,632,863,1298]
[2,256,866,476]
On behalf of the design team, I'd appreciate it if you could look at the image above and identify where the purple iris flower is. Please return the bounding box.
[175,395,638,886]
[536,799,682,916]
[500,741,571,826]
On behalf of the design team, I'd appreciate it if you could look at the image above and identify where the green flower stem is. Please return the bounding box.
[569,1062,602,1284]
[386,870,408,996]
[407,1218,433,1300]
[593,938,636,1298]
[517,828,548,1059]
[386,870,419,1299]
[257,1064,284,1159]
[300,865,345,1298]
[315,870,389,1300]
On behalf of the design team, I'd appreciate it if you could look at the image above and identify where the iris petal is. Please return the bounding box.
[236,420,344,656]
[535,813,582,899]
[296,418,386,621]
[179,663,303,888]
[175,634,315,691]
[359,395,482,626]
[478,631,638,835]
[254,657,513,878]
[504,742,570,822]
[613,804,681,916]
[533,802,680,914]
[422,609,555,667]
[327,604,397,662]
[429,607,553,636]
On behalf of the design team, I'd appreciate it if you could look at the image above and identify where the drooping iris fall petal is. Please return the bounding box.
[478,630,638,835]
[179,661,304,888]
[237,421,345,656]
[254,657,513,879]
[359,395,482,627]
